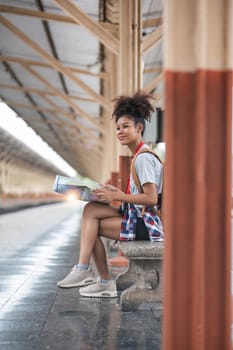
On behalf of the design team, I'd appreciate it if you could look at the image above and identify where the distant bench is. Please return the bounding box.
[116,241,164,311]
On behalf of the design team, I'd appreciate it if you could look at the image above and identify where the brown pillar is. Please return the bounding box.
[163,1,232,350]
[119,156,131,192]
[111,171,120,189]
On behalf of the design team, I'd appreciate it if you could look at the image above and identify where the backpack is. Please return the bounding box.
[131,148,163,216]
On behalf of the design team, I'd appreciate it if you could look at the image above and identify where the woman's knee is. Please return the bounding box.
[82,202,108,219]
[82,202,97,217]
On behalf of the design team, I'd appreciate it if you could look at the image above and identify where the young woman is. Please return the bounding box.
[57,91,163,298]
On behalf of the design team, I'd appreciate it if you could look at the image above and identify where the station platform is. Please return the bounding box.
[0,201,162,350]
[0,196,63,214]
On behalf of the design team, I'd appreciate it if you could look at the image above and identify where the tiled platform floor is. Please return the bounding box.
[0,202,162,350]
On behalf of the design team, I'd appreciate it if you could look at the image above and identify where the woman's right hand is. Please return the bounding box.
[101,184,117,191]
[93,186,122,204]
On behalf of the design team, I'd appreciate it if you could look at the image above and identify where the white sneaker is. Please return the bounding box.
[57,267,96,288]
[79,278,117,298]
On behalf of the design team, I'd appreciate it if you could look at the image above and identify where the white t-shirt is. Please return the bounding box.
[129,147,163,210]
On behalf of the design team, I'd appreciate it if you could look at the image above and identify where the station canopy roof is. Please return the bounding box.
[0,0,163,181]
[0,126,66,175]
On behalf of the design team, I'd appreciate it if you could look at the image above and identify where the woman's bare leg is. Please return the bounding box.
[78,202,121,267]
[92,238,109,279]
[56,202,121,288]
[92,217,122,280]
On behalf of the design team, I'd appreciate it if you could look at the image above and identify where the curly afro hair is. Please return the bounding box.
[112,91,155,135]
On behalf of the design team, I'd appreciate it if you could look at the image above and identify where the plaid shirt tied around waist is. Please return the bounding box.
[120,203,164,241]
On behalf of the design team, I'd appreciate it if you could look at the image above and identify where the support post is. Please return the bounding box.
[163,1,232,349]
[118,0,142,186]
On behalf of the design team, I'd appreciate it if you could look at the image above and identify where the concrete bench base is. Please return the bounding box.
[116,241,164,311]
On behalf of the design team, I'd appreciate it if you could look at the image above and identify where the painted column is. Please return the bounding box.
[118,0,142,189]
[119,0,142,96]
[163,1,232,350]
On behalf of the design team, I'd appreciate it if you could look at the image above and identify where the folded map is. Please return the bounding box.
[53,175,99,202]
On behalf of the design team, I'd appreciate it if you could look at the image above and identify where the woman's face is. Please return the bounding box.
[116,115,142,145]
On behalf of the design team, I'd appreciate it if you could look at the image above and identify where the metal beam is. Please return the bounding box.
[0,54,109,79]
[144,72,164,93]
[143,17,163,28]
[144,66,162,74]
[0,59,66,150]
[0,83,96,103]
[142,26,163,55]
[4,97,102,137]
[0,5,118,34]
[22,64,105,134]
[16,92,103,145]
[0,14,110,110]
[53,0,119,55]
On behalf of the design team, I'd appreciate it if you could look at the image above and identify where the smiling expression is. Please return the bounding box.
[116,115,143,146]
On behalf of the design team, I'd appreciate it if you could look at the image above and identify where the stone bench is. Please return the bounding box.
[115,241,164,311]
